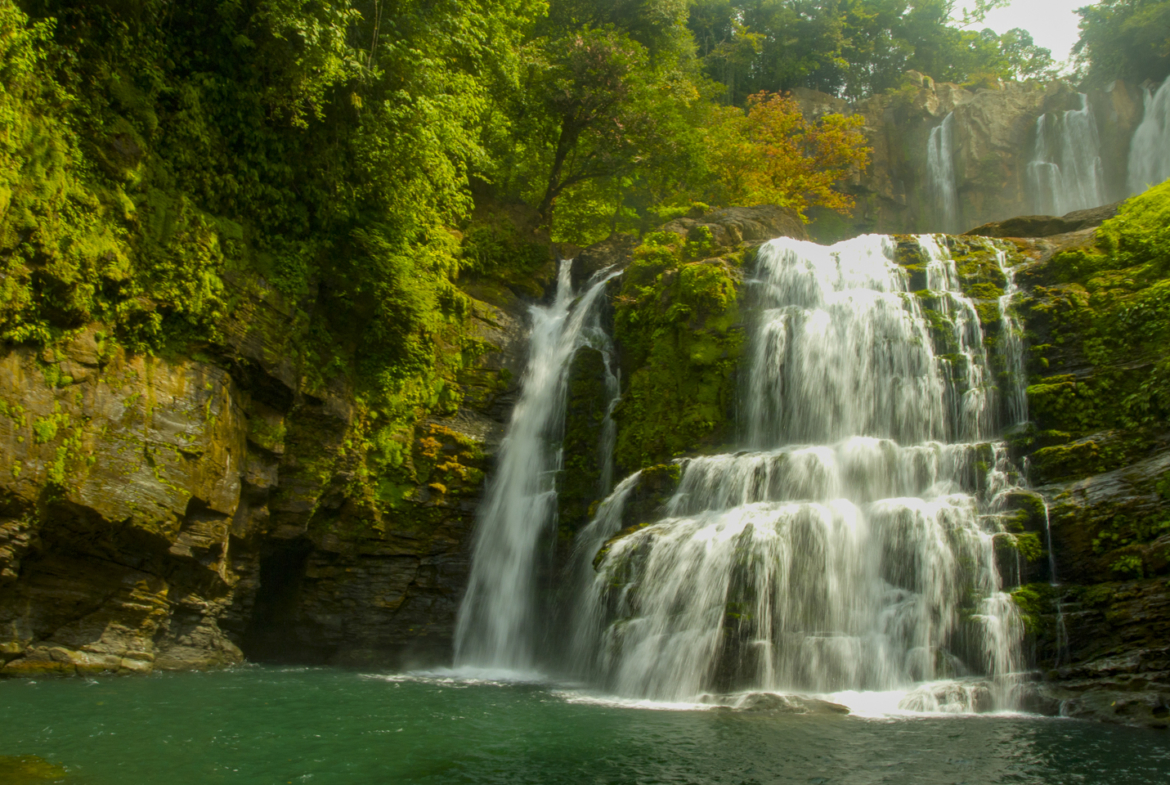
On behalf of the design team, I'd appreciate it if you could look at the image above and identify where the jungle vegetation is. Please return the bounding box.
[0,0,1165,461]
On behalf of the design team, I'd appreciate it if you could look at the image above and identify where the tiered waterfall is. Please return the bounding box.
[572,235,1029,710]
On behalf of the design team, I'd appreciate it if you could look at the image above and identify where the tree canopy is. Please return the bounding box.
[689,0,1056,103]
[1,0,1157,485]
[1075,0,1170,86]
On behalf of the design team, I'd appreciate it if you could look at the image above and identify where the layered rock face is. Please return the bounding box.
[981,191,1170,727]
[796,75,1148,238]
[0,269,536,675]
[0,205,794,678]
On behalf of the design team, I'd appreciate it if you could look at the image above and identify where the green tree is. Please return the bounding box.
[688,0,1057,102]
[1075,0,1170,86]
[704,91,870,216]
[4,0,543,418]
[484,0,710,239]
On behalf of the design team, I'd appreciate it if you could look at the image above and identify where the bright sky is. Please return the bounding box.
[960,0,1088,65]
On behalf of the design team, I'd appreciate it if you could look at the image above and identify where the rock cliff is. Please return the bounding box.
[0,205,801,677]
[795,74,1148,238]
[978,185,1170,727]
[0,251,543,674]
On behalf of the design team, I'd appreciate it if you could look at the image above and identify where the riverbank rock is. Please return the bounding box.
[705,692,851,716]
[966,203,1121,239]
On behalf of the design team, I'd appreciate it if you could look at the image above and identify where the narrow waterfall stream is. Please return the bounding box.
[1027,94,1106,215]
[1128,76,1170,195]
[570,235,1031,712]
[926,113,961,233]
[454,261,620,670]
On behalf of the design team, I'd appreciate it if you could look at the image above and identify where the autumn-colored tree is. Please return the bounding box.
[706,91,870,219]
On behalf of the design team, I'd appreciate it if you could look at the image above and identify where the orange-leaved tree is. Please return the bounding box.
[706,91,870,219]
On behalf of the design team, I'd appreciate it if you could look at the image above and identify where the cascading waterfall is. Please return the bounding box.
[926,113,961,233]
[575,235,1029,710]
[1128,76,1170,195]
[1027,94,1106,216]
[996,247,1027,427]
[454,261,620,670]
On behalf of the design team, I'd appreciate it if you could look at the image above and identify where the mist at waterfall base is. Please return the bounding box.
[3,667,1170,785]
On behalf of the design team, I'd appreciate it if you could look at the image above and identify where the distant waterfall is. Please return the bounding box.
[1027,94,1106,216]
[575,236,1027,710]
[1128,77,1170,194]
[926,114,961,233]
[454,261,620,670]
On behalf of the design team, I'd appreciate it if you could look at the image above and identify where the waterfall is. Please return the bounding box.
[1128,76,1170,195]
[1027,94,1106,216]
[926,113,961,233]
[577,235,1027,709]
[996,247,1027,427]
[454,261,620,670]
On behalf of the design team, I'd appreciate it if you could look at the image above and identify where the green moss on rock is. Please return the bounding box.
[558,347,611,539]
[612,234,744,471]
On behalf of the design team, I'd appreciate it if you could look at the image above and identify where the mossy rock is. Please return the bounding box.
[612,239,746,471]
[558,347,613,538]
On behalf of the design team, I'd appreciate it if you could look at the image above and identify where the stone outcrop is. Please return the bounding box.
[0,205,802,678]
[966,203,1122,239]
[969,196,1170,728]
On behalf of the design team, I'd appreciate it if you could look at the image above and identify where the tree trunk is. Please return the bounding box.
[537,121,579,227]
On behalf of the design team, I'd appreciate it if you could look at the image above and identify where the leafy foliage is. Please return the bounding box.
[1,0,543,423]
[688,0,1057,102]
[705,91,870,217]
[1075,0,1170,86]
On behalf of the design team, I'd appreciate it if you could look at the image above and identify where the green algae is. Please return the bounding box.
[0,756,67,783]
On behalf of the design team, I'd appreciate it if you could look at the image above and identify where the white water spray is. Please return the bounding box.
[926,113,961,233]
[577,236,1027,709]
[995,247,1027,426]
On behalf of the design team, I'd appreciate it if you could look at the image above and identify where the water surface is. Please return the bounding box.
[2,667,1168,784]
